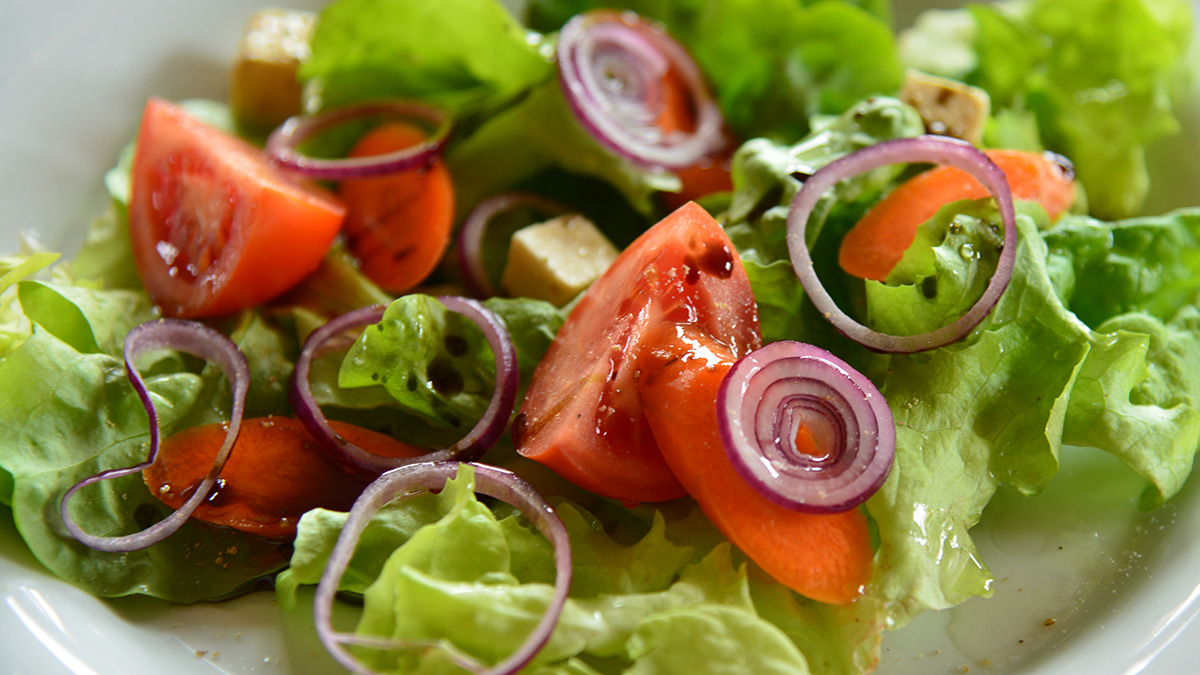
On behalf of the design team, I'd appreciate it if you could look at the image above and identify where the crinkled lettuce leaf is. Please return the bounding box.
[900,0,1194,220]
[338,294,564,432]
[283,465,875,674]
[1042,209,1200,327]
[301,0,553,115]
[725,96,924,266]
[855,202,1200,626]
[720,96,923,355]
[725,123,1200,633]
[0,297,289,602]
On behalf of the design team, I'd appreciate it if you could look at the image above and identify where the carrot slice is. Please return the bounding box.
[143,417,425,539]
[839,149,1075,281]
[637,324,874,605]
[656,66,735,210]
[338,122,456,293]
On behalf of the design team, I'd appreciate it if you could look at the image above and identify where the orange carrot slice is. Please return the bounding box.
[143,417,425,539]
[637,324,874,605]
[339,122,456,293]
[839,149,1075,281]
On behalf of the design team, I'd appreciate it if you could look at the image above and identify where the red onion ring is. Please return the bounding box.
[266,101,452,180]
[717,340,894,513]
[291,297,519,474]
[456,192,569,298]
[786,135,1018,353]
[556,10,726,169]
[59,319,249,552]
[314,461,572,675]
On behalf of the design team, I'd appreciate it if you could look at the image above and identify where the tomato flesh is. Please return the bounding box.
[515,202,760,503]
[129,97,345,318]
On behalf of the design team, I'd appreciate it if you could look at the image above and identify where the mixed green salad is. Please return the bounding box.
[2,0,1199,673]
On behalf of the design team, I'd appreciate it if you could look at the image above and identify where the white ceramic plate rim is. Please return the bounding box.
[3,2,1200,674]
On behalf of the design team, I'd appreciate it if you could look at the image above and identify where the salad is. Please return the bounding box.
[2,0,1199,673]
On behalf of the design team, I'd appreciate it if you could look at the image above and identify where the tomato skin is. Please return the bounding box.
[515,202,760,503]
[128,97,344,318]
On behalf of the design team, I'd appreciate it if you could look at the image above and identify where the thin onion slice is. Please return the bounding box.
[786,135,1018,353]
[557,10,726,169]
[456,192,568,298]
[59,319,249,552]
[291,297,519,474]
[266,101,452,180]
[717,340,894,513]
[314,461,572,675]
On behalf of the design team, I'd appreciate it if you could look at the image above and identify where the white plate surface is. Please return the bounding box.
[3,2,1200,674]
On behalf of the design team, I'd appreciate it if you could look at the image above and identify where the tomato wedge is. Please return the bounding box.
[338,122,456,294]
[143,417,425,539]
[128,97,345,318]
[839,149,1076,282]
[514,202,760,503]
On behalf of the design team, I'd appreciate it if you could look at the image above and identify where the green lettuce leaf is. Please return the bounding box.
[301,0,553,115]
[725,96,924,266]
[0,324,288,601]
[280,466,876,673]
[1042,209,1200,327]
[338,294,564,432]
[901,0,1194,220]
[857,201,1200,628]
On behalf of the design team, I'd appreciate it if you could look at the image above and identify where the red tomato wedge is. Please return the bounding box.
[514,202,760,503]
[338,122,456,294]
[128,97,345,318]
[143,417,425,540]
[839,149,1075,282]
[636,324,873,605]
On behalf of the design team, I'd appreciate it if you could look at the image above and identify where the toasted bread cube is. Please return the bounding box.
[500,215,619,307]
[229,8,315,131]
[899,69,991,146]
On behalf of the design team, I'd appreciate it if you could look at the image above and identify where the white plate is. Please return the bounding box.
[3,2,1200,674]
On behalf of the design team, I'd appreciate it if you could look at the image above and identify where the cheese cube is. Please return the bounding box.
[500,215,619,307]
[899,69,991,146]
[229,8,315,131]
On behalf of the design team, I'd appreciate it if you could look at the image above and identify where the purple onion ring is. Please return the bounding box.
[291,297,519,474]
[456,192,569,298]
[717,340,895,513]
[59,319,249,552]
[786,135,1018,353]
[314,461,572,675]
[266,101,452,181]
[557,10,726,169]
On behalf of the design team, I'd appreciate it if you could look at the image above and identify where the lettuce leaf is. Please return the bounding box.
[725,121,1200,632]
[857,202,1200,626]
[901,0,1194,220]
[0,319,289,601]
[283,465,873,673]
[338,294,564,433]
[301,0,553,115]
